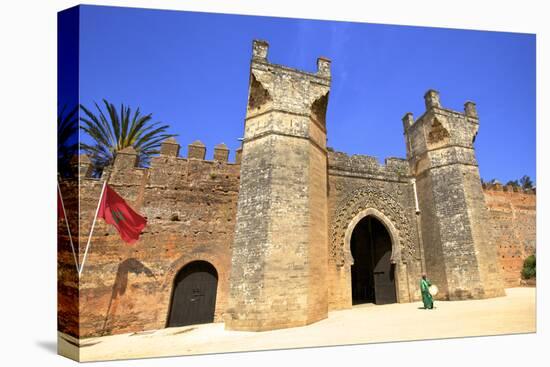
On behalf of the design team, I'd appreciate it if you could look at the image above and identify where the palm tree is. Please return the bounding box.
[58,104,79,178]
[519,175,534,190]
[80,99,176,171]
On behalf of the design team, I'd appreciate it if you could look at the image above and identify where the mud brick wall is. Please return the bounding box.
[327,151,423,309]
[483,186,536,286]
[62,142,240,338]
[58,178,81,337]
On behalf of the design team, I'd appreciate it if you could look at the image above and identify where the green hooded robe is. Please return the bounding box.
[420,278,434,309]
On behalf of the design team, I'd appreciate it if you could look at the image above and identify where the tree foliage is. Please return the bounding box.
[482,175,535,190]
[58,104,79,177]
[519,175,534,189]
[521,254,536,279]
[80,100,176,171]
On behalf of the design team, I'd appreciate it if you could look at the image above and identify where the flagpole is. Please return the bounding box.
[79,178,108,278]
[58,180,79,274]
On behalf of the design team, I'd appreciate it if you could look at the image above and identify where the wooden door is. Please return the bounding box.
[372,229,397,305]
[167,261,218,327]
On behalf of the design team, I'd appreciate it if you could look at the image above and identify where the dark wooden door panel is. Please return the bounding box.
[372,224,397,305]
[350,216,397,305]
[167,261,218,328]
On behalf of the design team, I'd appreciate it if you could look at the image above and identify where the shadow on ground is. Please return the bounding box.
[36,340,57,354]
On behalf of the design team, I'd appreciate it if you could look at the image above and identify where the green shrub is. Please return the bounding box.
[521,255,536,279]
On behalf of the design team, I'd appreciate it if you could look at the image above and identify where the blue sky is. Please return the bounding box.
[75,5,536,183]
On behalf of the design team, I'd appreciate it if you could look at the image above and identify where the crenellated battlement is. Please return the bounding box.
[76,138,242,181]
[482,182,536,195]
[156,138,241,164]
[402,90,478,134]
[403,90,481,170]
[328,150,411,182]
[251,39,331,82]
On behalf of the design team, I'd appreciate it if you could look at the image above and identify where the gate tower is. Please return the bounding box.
[226,40,331,331]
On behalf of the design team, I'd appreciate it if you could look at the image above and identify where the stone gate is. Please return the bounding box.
[58,39,535,339]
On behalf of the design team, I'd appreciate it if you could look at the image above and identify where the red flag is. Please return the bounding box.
[98,184,147,244]
[58,188,65,220]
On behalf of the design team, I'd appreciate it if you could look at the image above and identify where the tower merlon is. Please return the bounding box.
[213,143,230,162]
[424,89,441,110]
[71,153,94,178]
[235,146,243,164]
[252,39,269,61]
[464,101,478,119]
[160,137,180,157]
[188,140,206,160]
[114,146,139,169]
[402,112,414,131]
[317,56,331,78]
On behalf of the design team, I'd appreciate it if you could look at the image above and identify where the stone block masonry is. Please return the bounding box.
[58,39,532,340]
[326,150,424,309]
[404,90,505,300]
[225,40,331,331]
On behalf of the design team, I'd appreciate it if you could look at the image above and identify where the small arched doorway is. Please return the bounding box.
[167,261,218,327]
[350,215,397,305]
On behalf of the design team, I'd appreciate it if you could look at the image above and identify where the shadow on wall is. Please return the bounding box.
[102,258,157,335]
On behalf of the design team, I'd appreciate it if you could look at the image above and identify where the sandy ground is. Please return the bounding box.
[59,287,536,362]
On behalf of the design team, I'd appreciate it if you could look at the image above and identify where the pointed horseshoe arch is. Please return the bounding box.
[344,208,401,266]
[348,212,398,304]
[330,186,416,268]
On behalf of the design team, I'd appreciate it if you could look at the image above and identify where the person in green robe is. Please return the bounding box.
[420,273,434,309]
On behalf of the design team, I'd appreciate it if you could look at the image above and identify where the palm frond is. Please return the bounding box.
[79,100,176,171]
[58,104,79,177]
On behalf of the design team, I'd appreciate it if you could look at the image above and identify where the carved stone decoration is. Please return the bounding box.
[428,117,450,145]
[471,123,479,145]
[330,185,416,267]
[247,73,272,112]
[310,92,329,128]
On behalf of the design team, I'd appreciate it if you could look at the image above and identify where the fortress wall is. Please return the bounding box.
[58,179,82,338]
[57,145,537,339]
[59,142,240,338]
[326,150,423,308]
[483,186,536,286]
[328,151,410,180]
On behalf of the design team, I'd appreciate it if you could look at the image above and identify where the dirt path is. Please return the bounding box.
[61,287,536,362]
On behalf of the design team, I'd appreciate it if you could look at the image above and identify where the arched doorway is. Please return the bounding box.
[350,215,397,305]
[167,261,218,327]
